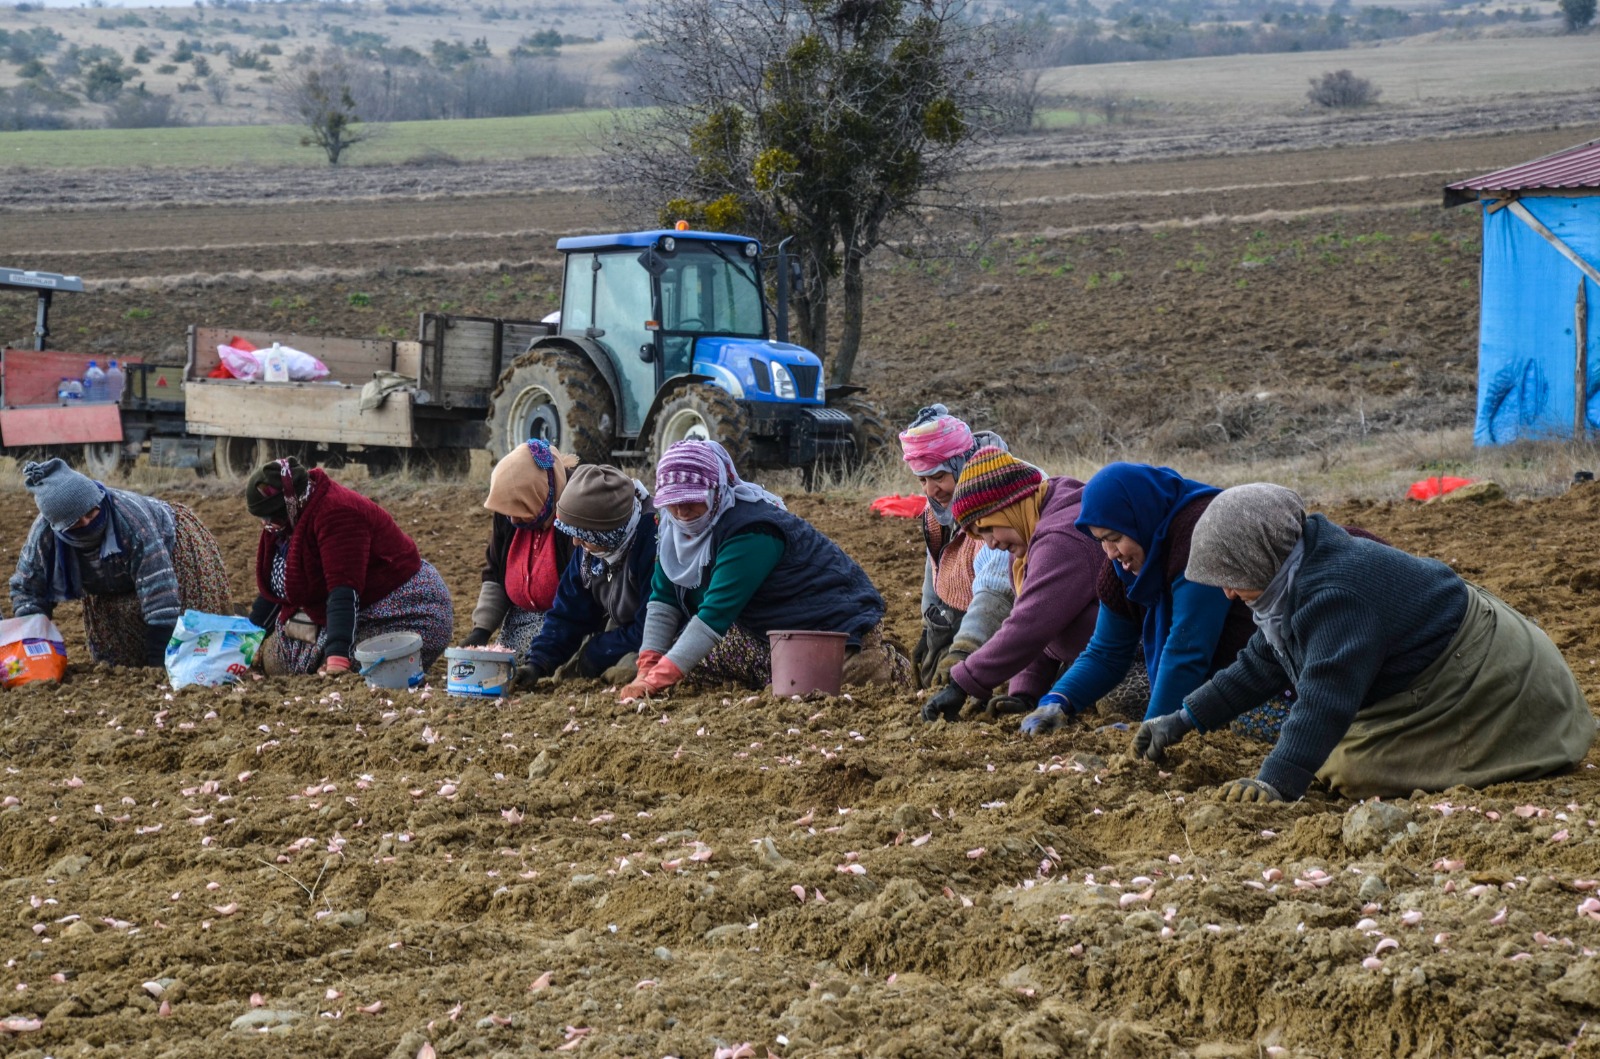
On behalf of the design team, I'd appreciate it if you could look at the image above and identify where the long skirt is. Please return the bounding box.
[495,606,547,656]
[265,561,455,676]
[693,623,913,691]
[1318,583,1597,799]
[83,503,231,667]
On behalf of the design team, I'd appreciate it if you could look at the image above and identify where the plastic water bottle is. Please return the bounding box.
[82,360,107,403]
[57,377,84,402]
[104,360,126,404]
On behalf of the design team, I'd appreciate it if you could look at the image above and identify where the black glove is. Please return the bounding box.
[987,693,1037,716]
[911,630,929,683]
[1132,709,1195,762]
[323,586,358,660]
[143,622,175,668]
[513,663,550,689]
[1218,777,1285,803]
[462,627,494,648]
[248,595,278,630]
[921,683,967,723]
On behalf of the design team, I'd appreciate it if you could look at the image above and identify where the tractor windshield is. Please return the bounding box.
[658,243,764,337]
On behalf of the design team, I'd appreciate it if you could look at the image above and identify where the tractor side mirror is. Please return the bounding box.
[636,248,668,278]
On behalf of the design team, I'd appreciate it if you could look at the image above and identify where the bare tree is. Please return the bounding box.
[273,50,373,165]
[604,0,1019,384]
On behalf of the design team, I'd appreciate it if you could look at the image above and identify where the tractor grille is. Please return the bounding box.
[790,364,820,399]
[750,358,773,393]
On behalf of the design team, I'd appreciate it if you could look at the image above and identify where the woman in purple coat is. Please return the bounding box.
[919,446,1104,723]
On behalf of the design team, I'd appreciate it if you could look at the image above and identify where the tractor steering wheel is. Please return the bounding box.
[674,317,708,332]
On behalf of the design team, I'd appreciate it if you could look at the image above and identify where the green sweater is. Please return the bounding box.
[649,527,785,635]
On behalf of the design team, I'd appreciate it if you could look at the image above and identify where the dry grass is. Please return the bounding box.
[1038,35,1600,109]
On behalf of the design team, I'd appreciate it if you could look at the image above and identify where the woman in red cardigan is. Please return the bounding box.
[246,457,454,677]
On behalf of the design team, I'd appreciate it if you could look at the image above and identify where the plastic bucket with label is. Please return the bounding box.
[444,646,515,698]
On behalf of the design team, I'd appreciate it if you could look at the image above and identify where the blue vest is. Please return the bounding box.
[696,499,884,642]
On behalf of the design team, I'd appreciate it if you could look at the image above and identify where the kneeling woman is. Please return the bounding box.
[918,446,1102,722]
[247,458,455,676]
[620,440,907,699]
[1135,483,1596,802]
[518,464,658,684]
[11,459,230,667]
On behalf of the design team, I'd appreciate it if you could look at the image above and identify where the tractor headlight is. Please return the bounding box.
[662,237,676,252]
[771,362,798,399]
[743,242,758,258]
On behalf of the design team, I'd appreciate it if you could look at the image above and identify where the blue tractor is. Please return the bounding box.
[484,229,889,472]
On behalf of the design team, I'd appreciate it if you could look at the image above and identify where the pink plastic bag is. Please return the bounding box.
[218,344,261,381]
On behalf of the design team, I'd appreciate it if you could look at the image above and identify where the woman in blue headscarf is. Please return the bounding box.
[1019,462,1259,735]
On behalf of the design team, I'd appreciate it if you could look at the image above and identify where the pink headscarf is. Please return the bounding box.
[899,404,975,476]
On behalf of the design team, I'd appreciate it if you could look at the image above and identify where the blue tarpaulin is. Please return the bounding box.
[1475,195,1600,445]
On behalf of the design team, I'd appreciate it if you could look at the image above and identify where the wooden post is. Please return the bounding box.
[1580,279,1591,439]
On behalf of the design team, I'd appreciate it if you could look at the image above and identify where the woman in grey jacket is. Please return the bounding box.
[1135,483,1595,802]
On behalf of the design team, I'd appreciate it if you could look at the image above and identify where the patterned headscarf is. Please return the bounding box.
[899,404,975,477]
[246,456,313,527]
[654,439,785,589]
[485,439,577,527]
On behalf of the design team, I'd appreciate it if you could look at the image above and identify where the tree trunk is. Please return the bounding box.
[829,252,865,385]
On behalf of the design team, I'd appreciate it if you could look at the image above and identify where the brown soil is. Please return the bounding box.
[0,480,1597,1059]
[2,112,1600,1057]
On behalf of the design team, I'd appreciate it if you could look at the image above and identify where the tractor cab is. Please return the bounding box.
[484,228,888,472]
[553,230,824,437]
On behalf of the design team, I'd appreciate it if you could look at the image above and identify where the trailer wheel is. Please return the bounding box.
[486,345,610,465]
[649,384,752,473]
[213,436,265,481]
[82,442,124,479]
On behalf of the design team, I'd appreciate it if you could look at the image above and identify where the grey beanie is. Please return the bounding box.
[1186,483,1306,591]
[555,464,636,531]
[23,459,104,533]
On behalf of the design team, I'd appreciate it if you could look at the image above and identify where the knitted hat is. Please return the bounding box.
[245,457,309,519]
[555,465,636,531]
[1186,483,1306,590]
[949,446,1045,530]
[23,459,103,533]
[653,439,728,508]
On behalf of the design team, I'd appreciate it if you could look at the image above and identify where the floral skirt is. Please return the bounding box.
[693,624,913,691]
[83,503,231,667]
[496,606,547,656]
[266,561,455,676]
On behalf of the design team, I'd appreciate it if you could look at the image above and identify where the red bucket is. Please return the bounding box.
[768,630,848,696]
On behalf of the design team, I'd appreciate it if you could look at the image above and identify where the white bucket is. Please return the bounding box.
[444,646,515,698]
[352,631,425,689]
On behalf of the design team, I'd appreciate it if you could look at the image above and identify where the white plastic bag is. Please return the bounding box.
[275,344,330,381]
[165,610,265,689]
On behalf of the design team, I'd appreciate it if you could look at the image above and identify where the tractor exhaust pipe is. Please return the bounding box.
[775,236,793,345]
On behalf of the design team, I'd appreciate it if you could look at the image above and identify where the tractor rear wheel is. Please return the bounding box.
[486,344,611,465]
[834,394,893,467]
[649,384,752,473]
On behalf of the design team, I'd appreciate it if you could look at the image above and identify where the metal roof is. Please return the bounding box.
[1444,138,1600,207]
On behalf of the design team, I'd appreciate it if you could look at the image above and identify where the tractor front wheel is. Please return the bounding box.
[486,344,611,465]
[649,385,752,473]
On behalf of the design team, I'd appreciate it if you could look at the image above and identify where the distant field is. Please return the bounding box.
[3,109,613,168]
[1039,33,1600,108]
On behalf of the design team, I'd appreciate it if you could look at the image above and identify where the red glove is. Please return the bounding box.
[634,650,665,682]
[619,658,684,702]
[320,655,354,677]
